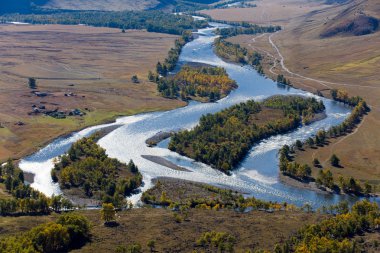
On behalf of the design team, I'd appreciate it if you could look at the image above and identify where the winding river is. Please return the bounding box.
[19,22,378,208]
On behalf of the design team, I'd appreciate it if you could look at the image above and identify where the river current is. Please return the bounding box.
[19,23,376,208]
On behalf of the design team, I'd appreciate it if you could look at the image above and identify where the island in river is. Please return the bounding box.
[169,95,325,174]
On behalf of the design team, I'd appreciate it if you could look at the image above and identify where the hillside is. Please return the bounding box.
[0,0,222,13]
[218,0,380,189]
[320,0,379,37]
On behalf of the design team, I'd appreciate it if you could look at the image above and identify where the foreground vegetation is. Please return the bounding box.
[0,10,208,35]
[276,200,380,253]
[169,95,325,173]
[0,212,90,253]
[51,134,142,207]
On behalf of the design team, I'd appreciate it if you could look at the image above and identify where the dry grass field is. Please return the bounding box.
[211,0,380,190]
[202,0,329,26]
[0,24,185,161]
[0,208,326,252]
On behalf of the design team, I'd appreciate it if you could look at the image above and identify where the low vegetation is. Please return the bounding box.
[169,95,325,173]
[0,10,208,35]
[51,134,142,207]
[141,179,290,211]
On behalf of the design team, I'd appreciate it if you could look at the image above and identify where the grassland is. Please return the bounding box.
[206,0,380,191]
[0,24,185,161]
[0,208,326,252]
[202,0,329,26]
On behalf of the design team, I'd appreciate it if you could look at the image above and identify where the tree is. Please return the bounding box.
[30,223,70,253]
[295,140,303,150]
[330,154,340,167]
[28,77,37,89]
[131,75,139,83]
[101,203,116,224]
[147,240,156,252]
[57,213,90,247]
[312,158,320,167]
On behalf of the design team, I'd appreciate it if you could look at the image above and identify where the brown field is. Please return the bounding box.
[0,208,325,252]
[202,0,329,26]
[0,24,185,161]
[215,0,380,190]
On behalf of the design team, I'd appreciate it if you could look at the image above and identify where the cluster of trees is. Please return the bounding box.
[51,134,143,207]
[316,169,334,189]
[0,160,65,216]
[0,10,208,35]
[214,38,265,74]
[169,96,325,173]
[274,200,380,253]
[196,231,235,253]
[155,31,193,76]
[338,176,372,195]
[216,25,281,38]
[279,145,312,180]
[214,38,247,64]
[276,74,291,86]
[156,65,237,101]
[0,213,91,253]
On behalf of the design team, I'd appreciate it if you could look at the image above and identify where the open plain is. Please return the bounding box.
[0,24,184,161]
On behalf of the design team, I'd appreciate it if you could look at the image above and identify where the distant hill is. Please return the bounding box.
[320,0,379,37]
[0,0,222,14]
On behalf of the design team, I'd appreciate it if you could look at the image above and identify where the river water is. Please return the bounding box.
[18,23,377,208]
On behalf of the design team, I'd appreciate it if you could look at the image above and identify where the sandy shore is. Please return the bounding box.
[141,155,191,172]
[279,173,331,195]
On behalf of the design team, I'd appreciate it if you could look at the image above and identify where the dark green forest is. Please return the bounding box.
[216,25,281,38]
[0,10,207,35]
[169,95,325,173]
[51,134,142,207]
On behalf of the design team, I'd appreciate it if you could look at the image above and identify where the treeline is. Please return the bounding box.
[279,145,312,180]
[155,65,237,101]
[154,31,193,76]
[216,25,281,38]
[0,160,73,216]
[51,134,143,207]
[0,213,90,253]
[274,200,380,253]
[283,90,371,194]
[214,38,265,74]
[0,10,208,35]
[169,95,325,173]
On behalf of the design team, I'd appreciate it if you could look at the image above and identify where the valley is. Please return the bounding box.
[0,1,379,252]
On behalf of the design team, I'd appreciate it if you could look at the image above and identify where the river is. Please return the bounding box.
[18,22,377,208]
